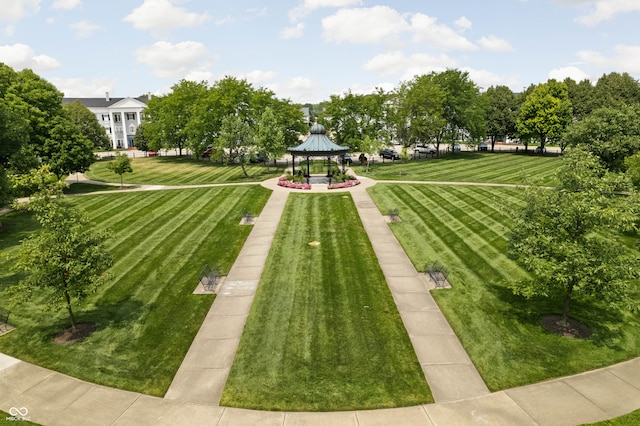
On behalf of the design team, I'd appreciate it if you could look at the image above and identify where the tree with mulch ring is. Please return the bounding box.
[9,189,112,343]
[508,147,640,336]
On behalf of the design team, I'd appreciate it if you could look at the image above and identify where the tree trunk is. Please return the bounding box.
[561,286,573,326]
[240,162,249,178]
[65,290,77,332]
[120,174,124,188]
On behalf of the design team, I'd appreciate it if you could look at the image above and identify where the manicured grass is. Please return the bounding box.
[0,410,41,425]
[584,409,640,425]
[368,183,640,391]
[86,156,285,185]
[0,186,271,396]
[356,152,561,185]
[221,193,432,411]
[64,182,127,194]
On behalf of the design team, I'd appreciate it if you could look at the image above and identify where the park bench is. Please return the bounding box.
[426,260,449,288]
[200,264,220,292]
[0,307,11,332]
[388,208,400,222]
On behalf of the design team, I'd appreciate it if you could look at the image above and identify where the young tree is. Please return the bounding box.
[217,114,254,178]
[106,153,133,187]
[508,148,639,327]
[64,100,111,150]
[12,196,112,333]
[42,115,96,179]
[483,85,517,151]
[517,79,572,150]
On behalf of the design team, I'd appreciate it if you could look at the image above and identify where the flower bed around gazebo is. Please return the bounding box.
[277,176,311,190]
[328,179,361,189]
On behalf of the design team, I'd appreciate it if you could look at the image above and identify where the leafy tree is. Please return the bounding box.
[624,152,640,189]
[133,121,150,152]
[508,148,639,325]
[12,190,112,333]
[393,74,446,149]
[255,107,285,171]
[106,153,133,187]
[517,79,572,150]
[432,69,486,151]
[483,85,517,151]
[593,72,640,109]
[64,100,111,150]
[217,114,253,177]
[563,104,640,171]
[564,77,596,121]
[42,115,96,179]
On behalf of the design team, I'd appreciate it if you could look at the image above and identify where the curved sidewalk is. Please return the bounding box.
[1,177,639,425]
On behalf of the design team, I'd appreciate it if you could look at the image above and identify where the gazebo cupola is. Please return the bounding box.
[288,123,350,178]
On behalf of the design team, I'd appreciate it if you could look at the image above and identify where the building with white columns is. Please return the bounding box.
[63,93,148,150]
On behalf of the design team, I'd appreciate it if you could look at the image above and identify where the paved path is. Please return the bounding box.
[1,175,639,425]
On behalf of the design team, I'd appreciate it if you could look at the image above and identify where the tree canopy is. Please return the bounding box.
[64,100,111,151]
[508,148,639,325]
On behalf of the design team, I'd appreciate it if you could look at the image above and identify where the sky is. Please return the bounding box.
[0,0,639,104]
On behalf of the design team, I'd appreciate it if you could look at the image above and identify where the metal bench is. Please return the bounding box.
[0,307,11,332]
[200,264,219,292]
[426,260,449,288]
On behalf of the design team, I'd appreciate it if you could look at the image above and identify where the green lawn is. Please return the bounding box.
[0,186,271,395]
[221,193,432,411]
[368,183,640,390]
[356,152,561,185]
[86,156,285,185]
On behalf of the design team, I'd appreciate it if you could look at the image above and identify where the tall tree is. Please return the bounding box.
[563,104,640,171]
[432,69,486,151]
[593,72,640,109]
[64,100,111,150]
[255,107,285,171]
[564,77,596,121]
[42,115,96,179]
[12,193,112,333]
[483,85,517,151]
[517,79,572,150]
[508,148,639,326]
[217,114,254,177]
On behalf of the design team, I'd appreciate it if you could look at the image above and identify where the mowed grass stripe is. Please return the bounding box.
[368,184,640,391]
[221,193,431,411]
[87,157,284,185]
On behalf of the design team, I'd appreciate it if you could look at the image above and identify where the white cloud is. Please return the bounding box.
[0,43,59,71]
[134,41,213,79]
[268,76,321,103]
[410,13,476,51]
[455,16,472,31]
[280,22,305,39]
[0,0,40,22]
[548,66,590,81]
[241,70,278,84]
[576,0,640,26]
[461,67,520,91]
[71,20,98,38]
[288,0,363,22]
[363,51,457,79]
[322,6,410,44]
[52,0,81,10]
[49,77,115,97]
[577,44,640,73]
[478,35,514,52]
[123,0,209,37]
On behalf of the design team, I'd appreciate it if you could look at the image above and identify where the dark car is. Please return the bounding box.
[342,154,353,165]
[380,148,399,160]
[249,153,266,163]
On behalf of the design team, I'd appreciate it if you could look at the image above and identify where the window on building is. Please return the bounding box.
[101,114,110,121]
[129,125,136,134]
[126,112,136,121]
[114,114,122,123]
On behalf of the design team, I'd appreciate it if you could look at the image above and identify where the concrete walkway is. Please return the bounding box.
[1,176,639,425]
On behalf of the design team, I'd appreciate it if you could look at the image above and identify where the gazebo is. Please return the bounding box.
[288,123,350,180]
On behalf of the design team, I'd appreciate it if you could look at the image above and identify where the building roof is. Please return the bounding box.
[62,96,149,108]
[288,123,349,156]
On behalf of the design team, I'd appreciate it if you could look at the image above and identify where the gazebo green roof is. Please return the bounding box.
[288,123,349,156]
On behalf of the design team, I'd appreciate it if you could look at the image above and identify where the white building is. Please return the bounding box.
[63,92,148,150]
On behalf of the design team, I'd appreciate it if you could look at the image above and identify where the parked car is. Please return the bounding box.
[249,153,266,163]
[342,154,353,165]
[535,146,546,154]
[380,148,399,160]
[453,143,461,152]
[479,142,488,151]
[414,144,437,155]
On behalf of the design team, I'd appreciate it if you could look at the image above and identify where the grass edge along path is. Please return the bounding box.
[367,183,640,391]
[0,186,272,396]
[221,192,432,411]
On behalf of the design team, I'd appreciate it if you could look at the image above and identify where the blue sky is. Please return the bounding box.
[0,0,639,103]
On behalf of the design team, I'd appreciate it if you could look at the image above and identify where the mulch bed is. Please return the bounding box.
[540,315,592,339]
[54,323,96,345]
